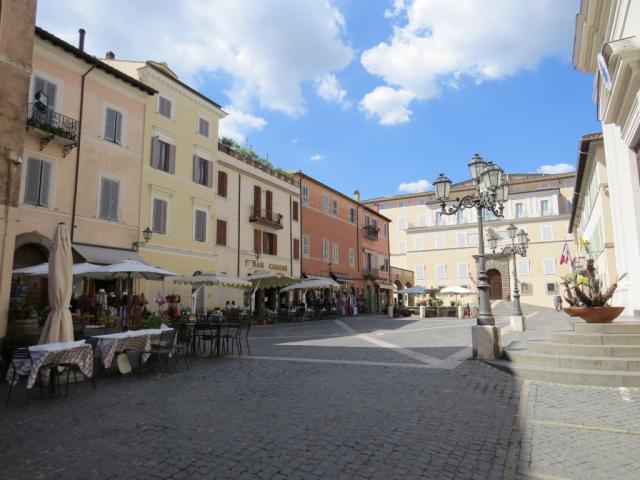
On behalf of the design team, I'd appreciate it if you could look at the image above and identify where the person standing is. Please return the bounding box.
[554,295,563,311]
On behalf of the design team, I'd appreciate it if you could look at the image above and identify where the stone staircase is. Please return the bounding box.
[491,322,640,387]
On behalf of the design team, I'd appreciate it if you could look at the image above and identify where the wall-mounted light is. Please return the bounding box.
[133,227,153,251]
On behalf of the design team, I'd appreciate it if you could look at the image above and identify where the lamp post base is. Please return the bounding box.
[509,315,526,332]
[471,325,502,360]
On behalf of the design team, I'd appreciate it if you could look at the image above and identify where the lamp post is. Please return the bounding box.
[488,224,529,321]
[433,154,508,327]
[133,226,153,251]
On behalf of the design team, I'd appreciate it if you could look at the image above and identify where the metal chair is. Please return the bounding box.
[6,347,32,405]
[142,329,177,374]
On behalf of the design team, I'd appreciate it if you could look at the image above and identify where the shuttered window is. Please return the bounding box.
[253,229,262,253]
[33,76,57,108]
[292,201,299,221]
[216,219,228,246]
[151,137,176,174]
[302,235,310,257]
[253,185,261,217]
[265,190,273,221]
[23,158,52,207]
[217,171,227,197]
[104,107,123,144]
[194,209,207,242]
[158,96,172,118]
[193,156,213,187]
[99,177,120,221]
[262,232,277,256]
[293,238,300,260]
[152,198,168,234]
[198,117,210,137]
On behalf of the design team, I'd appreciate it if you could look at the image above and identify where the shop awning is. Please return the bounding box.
[331,272,353,283]
[174,272,251,289]
[244,271,296,289]
[73,244,142,265]
[282,276,341,292]
[376,283,395,290]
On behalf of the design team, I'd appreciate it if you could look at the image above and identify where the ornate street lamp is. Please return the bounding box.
[433,154,508,328]
[133,226,153,251]
[489,224,529,318]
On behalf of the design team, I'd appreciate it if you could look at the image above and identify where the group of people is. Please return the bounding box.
[224,301,238,310]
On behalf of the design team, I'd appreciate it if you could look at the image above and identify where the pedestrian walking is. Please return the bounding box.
[554,295,562,311]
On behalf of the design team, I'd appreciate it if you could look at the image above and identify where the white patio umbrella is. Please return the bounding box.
[83,259,178,280]
[13,262,101,276]
[173,272,251,289]
[39,223,74,344]
[281,277,341,292]
[439,286,474,305]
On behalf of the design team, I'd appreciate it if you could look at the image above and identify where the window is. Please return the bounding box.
[23,158,52,207]
[302,235,310,257]
[517,259,530,276]
[332,198,338,216]
[397,217,406,230]
[418,198,426,206]
[198,117,210,137]
[195,210,209,243]
[323,239,330,261]
[152,198,168,234]
[253,229,262,253]
[541,225,553,241]
[415,237,424,250]
[349,207,356,224]
[543,258,556,275]
[546,282,558,295]
[436,264,447,279]
[292,201,299,221]
[383,223,388,237]
[33,75,57,109]
[398,241,406,253]
[383,257,390,272]
[435,234,445,249]
[158,95,172,119]
[540,199,550,217]
[293,239,300,260]
[521,283,532,295]
[301,185,309,205]
[151,137,176,174]
[364,215,370,226]
[398,200,405,208]
[193,156,213,187]
[456,233,467,247]
[458,263,469,279]
[435,212,442,226]
[332,243,339,263]
[483,210,497,221]
[456,210,464,224]
[515,202,525,219]
[416,265,425,280]
[104,107,123,144]
[467,233,478,246]
[217,171,228,197]
[262,231,277,255]
[98,177,119,221]
[322,194,329,214]
[379,203,387,209]
[418,214,426,227]
[349,248,355,266]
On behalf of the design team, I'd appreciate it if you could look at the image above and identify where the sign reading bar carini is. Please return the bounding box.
[252,260,288,273]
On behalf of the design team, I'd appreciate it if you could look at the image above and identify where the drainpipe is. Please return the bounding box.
[289,194,293,275]
[237,173,241,276]
[70,56,96,242]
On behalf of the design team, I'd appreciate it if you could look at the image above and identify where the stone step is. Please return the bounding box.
[489,359,640,387]
[573,322,640,334]
[528,341,640,357]
[550,331,640,345]
[504,349,640,371]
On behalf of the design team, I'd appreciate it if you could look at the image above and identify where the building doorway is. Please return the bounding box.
[487,269,502,299]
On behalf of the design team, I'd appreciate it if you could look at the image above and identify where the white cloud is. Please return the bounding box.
[361,0,576,124]
[310,154,325,162]
[398,179,432,193]
[537,163,575,174]
[36,0,353,117]
[315,73,350,108]
[219,107,267,143]
[290,138,299,144]
[360,87,416,125]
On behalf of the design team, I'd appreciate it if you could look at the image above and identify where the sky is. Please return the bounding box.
[36,0,601,199]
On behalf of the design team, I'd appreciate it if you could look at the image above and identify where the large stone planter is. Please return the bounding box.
[563,306,625,323]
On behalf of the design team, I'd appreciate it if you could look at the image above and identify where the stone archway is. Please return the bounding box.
[474,254,511,300]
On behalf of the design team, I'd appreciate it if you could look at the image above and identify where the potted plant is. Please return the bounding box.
[561,259,626,323]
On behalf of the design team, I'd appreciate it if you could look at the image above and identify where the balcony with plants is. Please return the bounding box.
[249,207,284,230]
[363,224,379,240]
[26,101,79,157]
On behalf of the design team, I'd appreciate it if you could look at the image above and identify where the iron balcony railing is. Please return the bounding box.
[363,224,379,240]
[249,207,284,229]
[363,267,380,279]
[27,103,79,142]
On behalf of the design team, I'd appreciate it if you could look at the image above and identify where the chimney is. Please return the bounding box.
[78,28,86,51]
[105,51,115,60]
[353,190,361,202]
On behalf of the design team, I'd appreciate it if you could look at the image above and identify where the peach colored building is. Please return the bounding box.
[9,28,154,326]
[294,173,392,314]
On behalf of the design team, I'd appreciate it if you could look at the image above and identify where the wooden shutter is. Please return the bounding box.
[104,108,116,141]
[293,239,299,260]
[217,170,227,196]
[194,210,207,242]
[109,180,119,220]
[216,219,226,246]
[33,77,46,102]
[253,185,261,216]
[115,111,123,143]
[44,80,56,108]
[168,144,176,174]
[273,233,278,256]
[253,229,261,253]
[206,161,213,188]
[192,155,200,183]
[24,158,41,205]
[292,201,299,221]
[99,178,110,219]
[153,199,167,234]
[150,137,160,168]
[263,232,269,255]
[265,190,273,221]
[39,161,51,207]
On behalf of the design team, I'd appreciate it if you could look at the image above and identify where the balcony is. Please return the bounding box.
[363,224,379,240]
[249,207,283,230]
[363,267,380,280]
[26,103,79,157]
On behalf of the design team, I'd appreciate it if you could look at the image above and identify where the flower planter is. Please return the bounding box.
[562,306,625,323]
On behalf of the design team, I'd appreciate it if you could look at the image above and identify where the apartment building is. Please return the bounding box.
[364,173,576,308]
[294,173,392,313]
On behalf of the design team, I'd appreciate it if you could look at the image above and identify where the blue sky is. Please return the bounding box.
[37,0,600,199]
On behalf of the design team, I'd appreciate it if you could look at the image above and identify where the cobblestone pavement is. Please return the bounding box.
[0,315,520,480]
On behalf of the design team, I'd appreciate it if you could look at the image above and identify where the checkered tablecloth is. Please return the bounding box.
[93,328,172,368]
[6,340,93,389]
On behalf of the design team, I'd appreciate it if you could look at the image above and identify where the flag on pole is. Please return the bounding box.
[560,242,571,265]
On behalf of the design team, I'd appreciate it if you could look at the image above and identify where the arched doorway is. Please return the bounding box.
[487,269,502,300]
[12,243,49,309]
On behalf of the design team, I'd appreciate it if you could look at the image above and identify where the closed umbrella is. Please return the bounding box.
[39,223,74,344]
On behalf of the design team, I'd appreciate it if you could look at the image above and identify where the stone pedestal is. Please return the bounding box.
[419,306,427,318]
[471,325,501,360]
[510,315,525,332]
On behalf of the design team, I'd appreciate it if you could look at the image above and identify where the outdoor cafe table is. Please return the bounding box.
[189,322,237,357]
[6,340,93,389]
[92,327,172,368]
